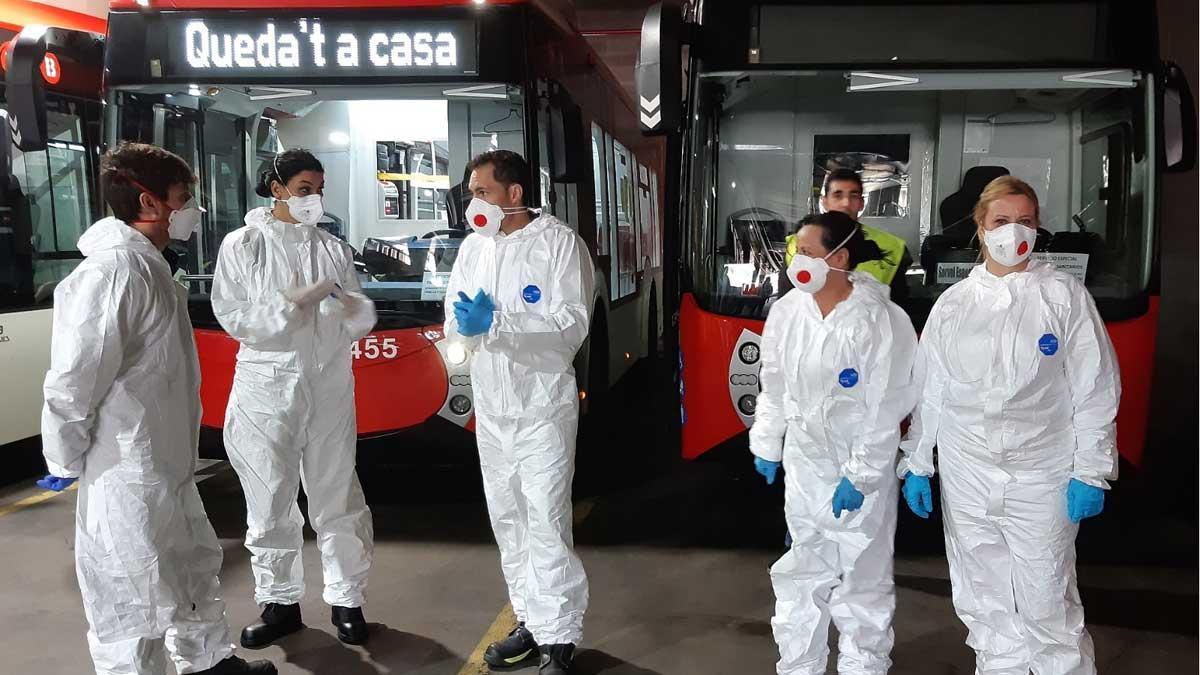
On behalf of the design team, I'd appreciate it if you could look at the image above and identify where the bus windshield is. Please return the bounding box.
[110,83,525,329]
[686,69,1155,325]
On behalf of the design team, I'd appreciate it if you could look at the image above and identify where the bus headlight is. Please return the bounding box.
[446,342,469,366]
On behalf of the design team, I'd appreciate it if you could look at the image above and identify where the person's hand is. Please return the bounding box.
[902,473,934,519]
[1067,478,1105,523]
[754,457,781,485]
[453,290,496,337]
[36,475,77,492]
[284,279,337,308]
[832,477,865,519]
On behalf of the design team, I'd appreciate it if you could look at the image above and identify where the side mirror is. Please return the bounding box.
[5,25,50,152]
[1162,61,1197,173]
[636,2,683,136]
[549,101,586,183]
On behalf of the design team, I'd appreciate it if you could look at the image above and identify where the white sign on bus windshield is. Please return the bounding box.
[167,16,478,78]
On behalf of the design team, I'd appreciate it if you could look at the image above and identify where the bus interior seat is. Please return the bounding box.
[1047,216,1105,282]
[922,165,1010,284]
[445,181,470,231]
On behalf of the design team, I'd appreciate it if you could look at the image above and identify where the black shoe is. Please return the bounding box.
[192,655,278,674]
[240,603,303,649]
[332,606,369,645]
[539,644,575,674]
[484,622,539,670]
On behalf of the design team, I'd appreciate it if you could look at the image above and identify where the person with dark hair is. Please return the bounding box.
[211,148,378,648]
[784,168,912,300]
[750,210,917,675]
[445,149,593,675]
[41,142,276,675]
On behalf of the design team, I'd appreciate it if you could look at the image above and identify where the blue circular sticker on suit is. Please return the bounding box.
[838,368,859,388]
[1039,333,1059,356]
[522,285,542,303]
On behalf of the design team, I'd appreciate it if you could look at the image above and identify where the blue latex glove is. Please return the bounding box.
[36,475,76,492]
[453,290,495,337]
[754,457,781,485]
[1067,478,1105,523]
[831,477,865,519]
[902,474,934,519]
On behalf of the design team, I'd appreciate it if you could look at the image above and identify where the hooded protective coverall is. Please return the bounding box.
[899,261,1119,675]
[443,214,593,646]
[211,207,377,608]
[750,272,917,675]
[42,217,236,674]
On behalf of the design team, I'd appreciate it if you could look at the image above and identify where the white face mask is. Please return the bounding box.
[283,192,324,226]
[166,196,205,240]
[464,197,528,238]
[983,222,1037,267]
[787,227,856,294]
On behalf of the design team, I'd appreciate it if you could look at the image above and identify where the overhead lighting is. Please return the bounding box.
[442,84,508,99]
[329,131,350,146]
[187,84,201,96]
[244,86,314,101]
[473,0,487,5]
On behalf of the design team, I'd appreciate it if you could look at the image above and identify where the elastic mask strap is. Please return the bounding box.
[122,173,167,223]
[273,154,294,200]
[821,225,859,272]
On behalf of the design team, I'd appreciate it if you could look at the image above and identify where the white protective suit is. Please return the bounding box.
[899,261,1120,675]
[750,272,917,675]
[443,214,594,646]
[42,217,236,674]
[211,207,377,608]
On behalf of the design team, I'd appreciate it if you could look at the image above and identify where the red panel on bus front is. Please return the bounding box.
[679,292,1157,468]
[678,293,764,460]
[195,327,449,435]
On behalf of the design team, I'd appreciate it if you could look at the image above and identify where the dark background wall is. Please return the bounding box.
[1146,0,1198,516]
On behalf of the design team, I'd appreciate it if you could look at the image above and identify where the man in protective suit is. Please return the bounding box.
[445,150,593,675]
[40,142,276,675]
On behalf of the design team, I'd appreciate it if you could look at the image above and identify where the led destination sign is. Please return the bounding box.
[166,16,477,78]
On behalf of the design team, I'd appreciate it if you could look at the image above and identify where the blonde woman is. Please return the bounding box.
[899,176,1120,674]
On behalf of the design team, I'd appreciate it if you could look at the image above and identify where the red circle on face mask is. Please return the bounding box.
[1017,241,1029,255]
[473,214,488,227]
[796,270,812,284]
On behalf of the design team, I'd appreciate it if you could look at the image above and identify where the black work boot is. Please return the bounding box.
[538,644,575,674]
[192,655,279,674]
[240,603,303,648]
[483,622,539,670]
[332,605,369,645]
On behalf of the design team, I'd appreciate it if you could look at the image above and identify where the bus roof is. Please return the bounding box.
[1,0,107,34]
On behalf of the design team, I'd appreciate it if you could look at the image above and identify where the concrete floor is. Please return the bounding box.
[2,365,1196,674]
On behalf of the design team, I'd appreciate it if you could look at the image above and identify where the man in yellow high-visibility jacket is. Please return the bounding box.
[785,168,912,300]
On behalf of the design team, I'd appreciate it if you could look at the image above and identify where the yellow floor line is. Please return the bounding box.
[0,483,77,518]
[457,602,517,675]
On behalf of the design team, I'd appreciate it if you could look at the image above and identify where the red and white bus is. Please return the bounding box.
[0,4,105,455]
[636,1,1195,468]
[102,0,664,446]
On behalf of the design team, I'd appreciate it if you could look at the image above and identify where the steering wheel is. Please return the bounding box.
[421,229,466,239]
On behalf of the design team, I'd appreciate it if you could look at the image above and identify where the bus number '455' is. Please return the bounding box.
[352,336,399,360]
